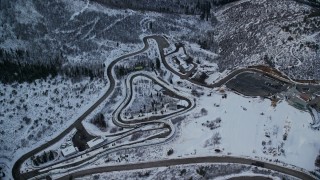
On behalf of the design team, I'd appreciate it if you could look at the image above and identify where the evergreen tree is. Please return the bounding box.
[156,58,161,69]
[49,151,54,160]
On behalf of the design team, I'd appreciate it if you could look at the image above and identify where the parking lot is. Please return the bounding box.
[226,72,289,97]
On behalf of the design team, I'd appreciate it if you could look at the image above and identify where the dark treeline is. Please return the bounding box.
[0,48,63,83]
[92,0,238,18]
[91,113,107,130]
[62,63,105,80]
[0,48,104,84]
[198,1,211,20]
[211,0,239,5]
[295,0,320,8]
[114,60,155,78]
[316,154,320,168]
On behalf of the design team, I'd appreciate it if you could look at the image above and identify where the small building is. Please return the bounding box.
[87,136,105,149]
[154,84,163,92]
[309,97,320,111]
[286,86,300,97]
[284,86,310,110]
[61,146,78,157]
[287,96,308,110]
[179,54,188,60]
[172,56,180,65]
[167,102,178,111]
[135,66,143,70]
[180,62,191,71]
[299,93,312,102]
[177,100,188,108]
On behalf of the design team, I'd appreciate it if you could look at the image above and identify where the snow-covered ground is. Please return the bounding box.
[66,84,320,175]
[170,90,320,171]
[211,0,320,80]
[82,81,127,136]
[20,128,77,173]
[0,76,107,172]
[121,76,180,120]
[1,0,320,178]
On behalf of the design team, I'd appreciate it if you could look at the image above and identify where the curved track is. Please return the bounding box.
[113,72,194,127]
[57,156,316,180]
[12,35,318,180]
[12,35,162,180]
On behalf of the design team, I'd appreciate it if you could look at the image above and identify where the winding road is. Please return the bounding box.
[12,35,161,180]
[113,72,194,126]
[56,156,315,180]
[12,35,318,180]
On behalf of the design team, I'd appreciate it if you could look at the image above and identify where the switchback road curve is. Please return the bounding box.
[12,35,318,180]
[12,35,162,180]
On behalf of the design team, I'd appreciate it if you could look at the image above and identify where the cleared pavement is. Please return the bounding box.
[56,156,316,180]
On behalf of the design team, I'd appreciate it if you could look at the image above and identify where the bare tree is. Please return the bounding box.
[213,132,221,146]
[200,108,208,116]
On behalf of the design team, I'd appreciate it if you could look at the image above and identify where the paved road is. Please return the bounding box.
[12,35,318,180]
[56,156,316,180]
[164,42,199,78]
[12,35,159,180]
[21,127,170,179]
[13,35,194,180]
[156,35,292,88]
[229,176,272,180]
[113,72,194,126]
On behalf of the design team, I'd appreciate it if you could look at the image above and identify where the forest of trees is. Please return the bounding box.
[192,72,209,84]
[316,153,320,168]
[114,60,155,78]
[296,0,320,7]
[31,150,55,166]
[91,113,107,130]
[92,0,238,19]
[0,48,104,84]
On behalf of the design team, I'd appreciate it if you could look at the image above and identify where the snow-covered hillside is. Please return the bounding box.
[73,86,320,173]
[0,0,319,178]
[175,90,319,171]
[209,0,320,80]
[0,76,107,173]
[1,0,318,79]
[0,0,212,66]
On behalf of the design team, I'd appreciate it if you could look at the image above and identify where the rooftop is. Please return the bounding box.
[61,146,78,157]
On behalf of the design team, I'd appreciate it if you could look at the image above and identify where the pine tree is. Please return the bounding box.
[49,151,54,160]
[156,58,161,69]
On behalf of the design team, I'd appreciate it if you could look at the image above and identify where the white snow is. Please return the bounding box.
[61,146,78,157]
[0,76,107,178]
[14,1,42,24]
[214,171,282,180]
[177,100,188,107]
[64,80,320,176]
[168,90,320,171]
[1,0,320,177]
[87,137,105,148]
[69,0,89,21]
